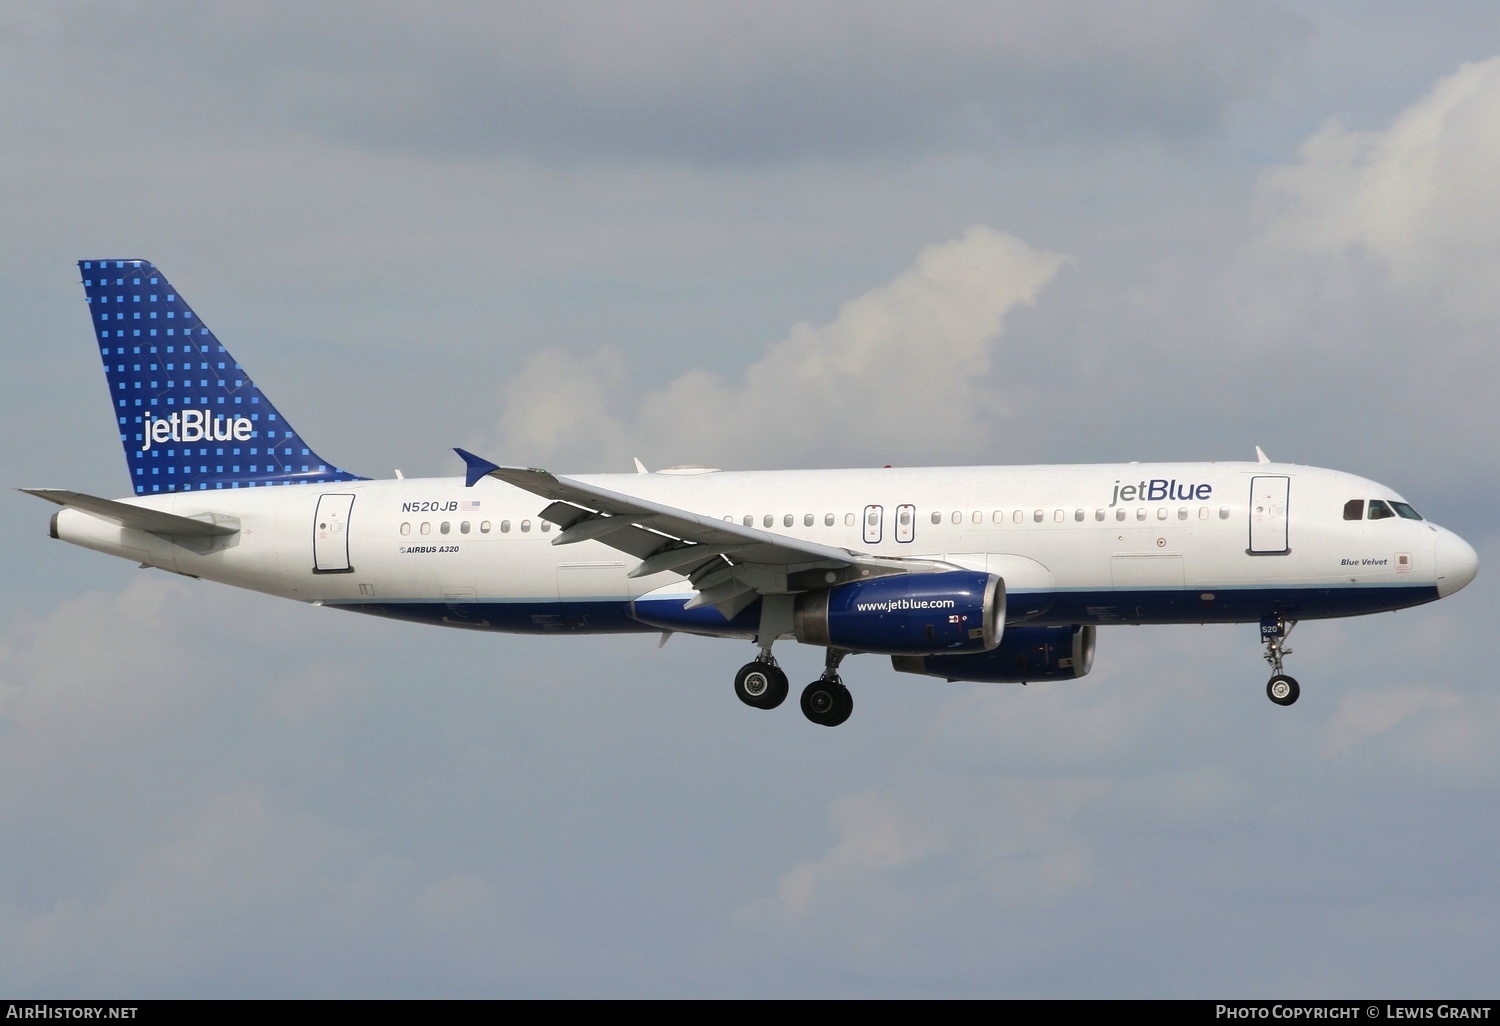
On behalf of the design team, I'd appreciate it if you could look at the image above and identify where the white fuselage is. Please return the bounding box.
[49,461,1472,639]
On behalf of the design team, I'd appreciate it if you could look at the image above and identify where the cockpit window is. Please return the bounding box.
[1367,499,1395,520]
[1343,499,1365,521]
[1390,501,1423,521]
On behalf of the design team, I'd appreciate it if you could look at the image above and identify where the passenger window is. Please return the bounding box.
[845,513,855,527]
[1198,508,1208,521]
[1343,499,1365,521]
[440,522,450,535]
[763,515,774,528]
[1053,510,1063,523]
[540,521,551,532]
[1033,510,1043,523]
[500,520,510,533]
[521,520,531,532]
[1012,510,1023,524]
[1074,509,1084,522]
[952,511,962,525]
[1218,506,1230,520]
[1156,508,1167,521]
[826,513,835,527]
[1136,508,1146,521]
[867,510,879,526]
[1177,508,1188,521]
[993,511,1005,524]
[1368,500,1395,520]
[899,508,912,526]
[420,522,431,535]
[743,515,753,527]
[783,514,793,528]
[1094,510,1105,521]
[972,511,982,525]
[460,521,470,534]
[1115,508,1126,522]
[481,521,491,533]
[931,511,942,525]
[804,514,814,527]
[400,522,411,536]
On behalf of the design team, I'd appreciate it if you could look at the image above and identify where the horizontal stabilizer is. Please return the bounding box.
[20,488,240,537]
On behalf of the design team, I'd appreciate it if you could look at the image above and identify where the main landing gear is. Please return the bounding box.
[734,656,789,710]
[1261,615,1300,706]
[733,647,853,726]
[800,648,853,728]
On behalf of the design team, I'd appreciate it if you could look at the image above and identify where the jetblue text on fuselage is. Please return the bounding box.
[1110,479,1213,507]
[139,410,253,450]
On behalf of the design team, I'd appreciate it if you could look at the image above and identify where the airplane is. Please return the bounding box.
[24,260,1480,726]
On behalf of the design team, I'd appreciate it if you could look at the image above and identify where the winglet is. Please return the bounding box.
[1255,445,1271,464]
[454,448,502,488]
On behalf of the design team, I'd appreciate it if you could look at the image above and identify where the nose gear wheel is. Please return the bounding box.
[1261,617,1300,707]
[1267,674,1300,706]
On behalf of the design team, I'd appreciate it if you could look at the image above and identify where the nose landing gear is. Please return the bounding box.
[1261,616,1299,706]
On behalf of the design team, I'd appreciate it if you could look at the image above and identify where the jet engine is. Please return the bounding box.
[793,571,1003,655]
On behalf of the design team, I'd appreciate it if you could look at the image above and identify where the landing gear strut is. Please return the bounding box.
[801,648,853,727]
[1261,616,1300,706]
[735,597,794,712]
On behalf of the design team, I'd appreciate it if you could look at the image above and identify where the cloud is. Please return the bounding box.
[1262,56,1500,323]
[488,225,1068,469]
[1323,688,1465,755]
[0,785,527,996]
[11,2,1302,165]
[0,574,542,995]
[729,775,1107,977]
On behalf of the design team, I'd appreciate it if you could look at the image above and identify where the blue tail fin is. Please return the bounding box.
[79,260,366,494]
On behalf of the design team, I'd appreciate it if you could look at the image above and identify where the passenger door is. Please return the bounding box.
[313,493,355,573]
[1248,476,1290,554]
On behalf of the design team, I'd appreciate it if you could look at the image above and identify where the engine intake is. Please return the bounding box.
[891,625,1095,682]
[794,571,1003,655]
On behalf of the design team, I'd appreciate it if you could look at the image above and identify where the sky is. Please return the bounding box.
[1,1,1498,998]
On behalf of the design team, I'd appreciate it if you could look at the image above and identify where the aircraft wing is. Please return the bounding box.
[21,488,240,537]
[455,449,941,616]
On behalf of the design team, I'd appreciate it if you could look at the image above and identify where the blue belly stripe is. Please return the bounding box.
[325,583,1441,635]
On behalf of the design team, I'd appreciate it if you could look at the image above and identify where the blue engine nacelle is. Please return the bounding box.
[793,571,1004,655]
[890,625,1096,682]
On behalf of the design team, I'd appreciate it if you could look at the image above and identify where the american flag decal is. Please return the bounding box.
[460,500,482,510]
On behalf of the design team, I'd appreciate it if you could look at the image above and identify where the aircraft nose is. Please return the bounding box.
[1435,529,1479,598]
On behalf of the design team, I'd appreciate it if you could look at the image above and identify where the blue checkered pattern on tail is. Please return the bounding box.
[79,260,366,494]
